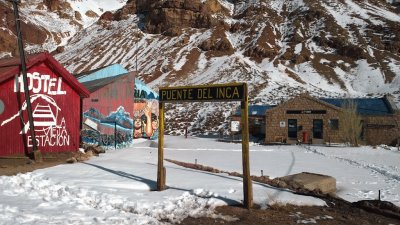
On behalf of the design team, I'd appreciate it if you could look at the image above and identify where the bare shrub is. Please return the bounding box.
[339,100,362,147]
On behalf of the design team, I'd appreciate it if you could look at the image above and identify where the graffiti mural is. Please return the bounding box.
[81,129,132,146]
[133,79,159,140]
[80,71,158,144]
[82,106,133,146]
[79,66,136,147]
[1,73,70,148]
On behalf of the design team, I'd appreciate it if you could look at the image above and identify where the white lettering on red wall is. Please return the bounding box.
[14,72,66,95]
[27,118,70,147]
[1,72,70,149]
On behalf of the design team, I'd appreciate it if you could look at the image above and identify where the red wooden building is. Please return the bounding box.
[77,65,136,145]
[81,72,135,120]
[0,52,89,157]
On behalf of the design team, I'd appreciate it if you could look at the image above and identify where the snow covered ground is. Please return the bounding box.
[1,136,399,224]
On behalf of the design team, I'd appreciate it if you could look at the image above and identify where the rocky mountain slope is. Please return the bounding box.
[1,0,400,134]
[0,0,125,57]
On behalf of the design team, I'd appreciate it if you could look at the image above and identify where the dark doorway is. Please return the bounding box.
[288,119,297,139]
[313,119,323,139]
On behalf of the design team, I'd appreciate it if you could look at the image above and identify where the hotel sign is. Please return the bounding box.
[159,83,246,102]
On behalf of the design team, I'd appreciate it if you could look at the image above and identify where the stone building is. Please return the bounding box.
[264,95,400,146]
[320,96,400,146]
[231,105,274,139]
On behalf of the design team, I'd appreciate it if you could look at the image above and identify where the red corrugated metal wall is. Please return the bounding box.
[82,74,134,117]
[0,62,81,156]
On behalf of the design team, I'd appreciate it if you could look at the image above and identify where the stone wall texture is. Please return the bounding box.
[265,95,343,144]
[362,114,400,146]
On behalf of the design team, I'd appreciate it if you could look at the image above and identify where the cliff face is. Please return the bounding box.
[110,0,400,78]
[106,0,228,36]
[0,1,49,56]
[55,1,400,103]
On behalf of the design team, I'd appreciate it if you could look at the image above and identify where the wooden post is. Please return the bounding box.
[79,97,83,145]
[157,102,166,191]
[10,0,40,160]
[398,138,399,151]
[241,83,253,209]
[114,121,117,150]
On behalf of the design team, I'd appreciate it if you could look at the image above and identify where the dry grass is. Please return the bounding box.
[339,100,363,147]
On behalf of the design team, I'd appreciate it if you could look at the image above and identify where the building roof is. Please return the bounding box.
[234,105,275,116]
[320,98,394,115]
[76,64,128,82]
[0,52,90,97]
[233,96,395,117]
[81,73,129,93]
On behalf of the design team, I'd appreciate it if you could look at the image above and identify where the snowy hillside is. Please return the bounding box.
[1,0,400,134]
[0,0,126,57]
[55,0,400,102]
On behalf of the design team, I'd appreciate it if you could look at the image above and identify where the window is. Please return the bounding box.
[91,99,99,102]
[360,120,365,140]
[313,119,323,139]
[329,119,339,130]
[288,119,297,139]
[0,99,4,115]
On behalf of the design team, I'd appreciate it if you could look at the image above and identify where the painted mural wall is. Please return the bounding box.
[0,63,81,155]
[80,72,135,146]
[78,64,159,145]
[81,106,134,146]
[133,79,159,140]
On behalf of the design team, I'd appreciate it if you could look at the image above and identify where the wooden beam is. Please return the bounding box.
[157,102,166,191]
[241,83,253,208]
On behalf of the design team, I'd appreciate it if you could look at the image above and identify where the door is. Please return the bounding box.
[288,119,297,139]
[313,119,323,139]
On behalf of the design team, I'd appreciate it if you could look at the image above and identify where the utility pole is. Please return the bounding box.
[136,41,138,76]
[10,0,40,161]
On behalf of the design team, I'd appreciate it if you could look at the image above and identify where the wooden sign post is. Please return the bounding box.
[240,86,253,208]
[157,83,253,208]
[157,101,166,190]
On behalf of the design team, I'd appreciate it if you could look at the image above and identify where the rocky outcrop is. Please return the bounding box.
[85,10,98,18]
[66,144,105,164]
[0,2,48,55]
[198,24,234,56]
[74,10,82,21]
[110,0,228,36]
[44,0,72,12]
[113,0,137,21]
[99,11,114,21]
[0,2,16,55]
[43,0,62,11]
[244,24,280,62]
[143,0,217,36]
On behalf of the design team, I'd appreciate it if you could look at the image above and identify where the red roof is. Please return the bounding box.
[0,52,90,97]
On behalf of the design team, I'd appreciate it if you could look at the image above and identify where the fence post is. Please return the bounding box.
[157,102,166,191]
[241,83,253,209]
[114,121,117,150]
[398,138,400,151]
